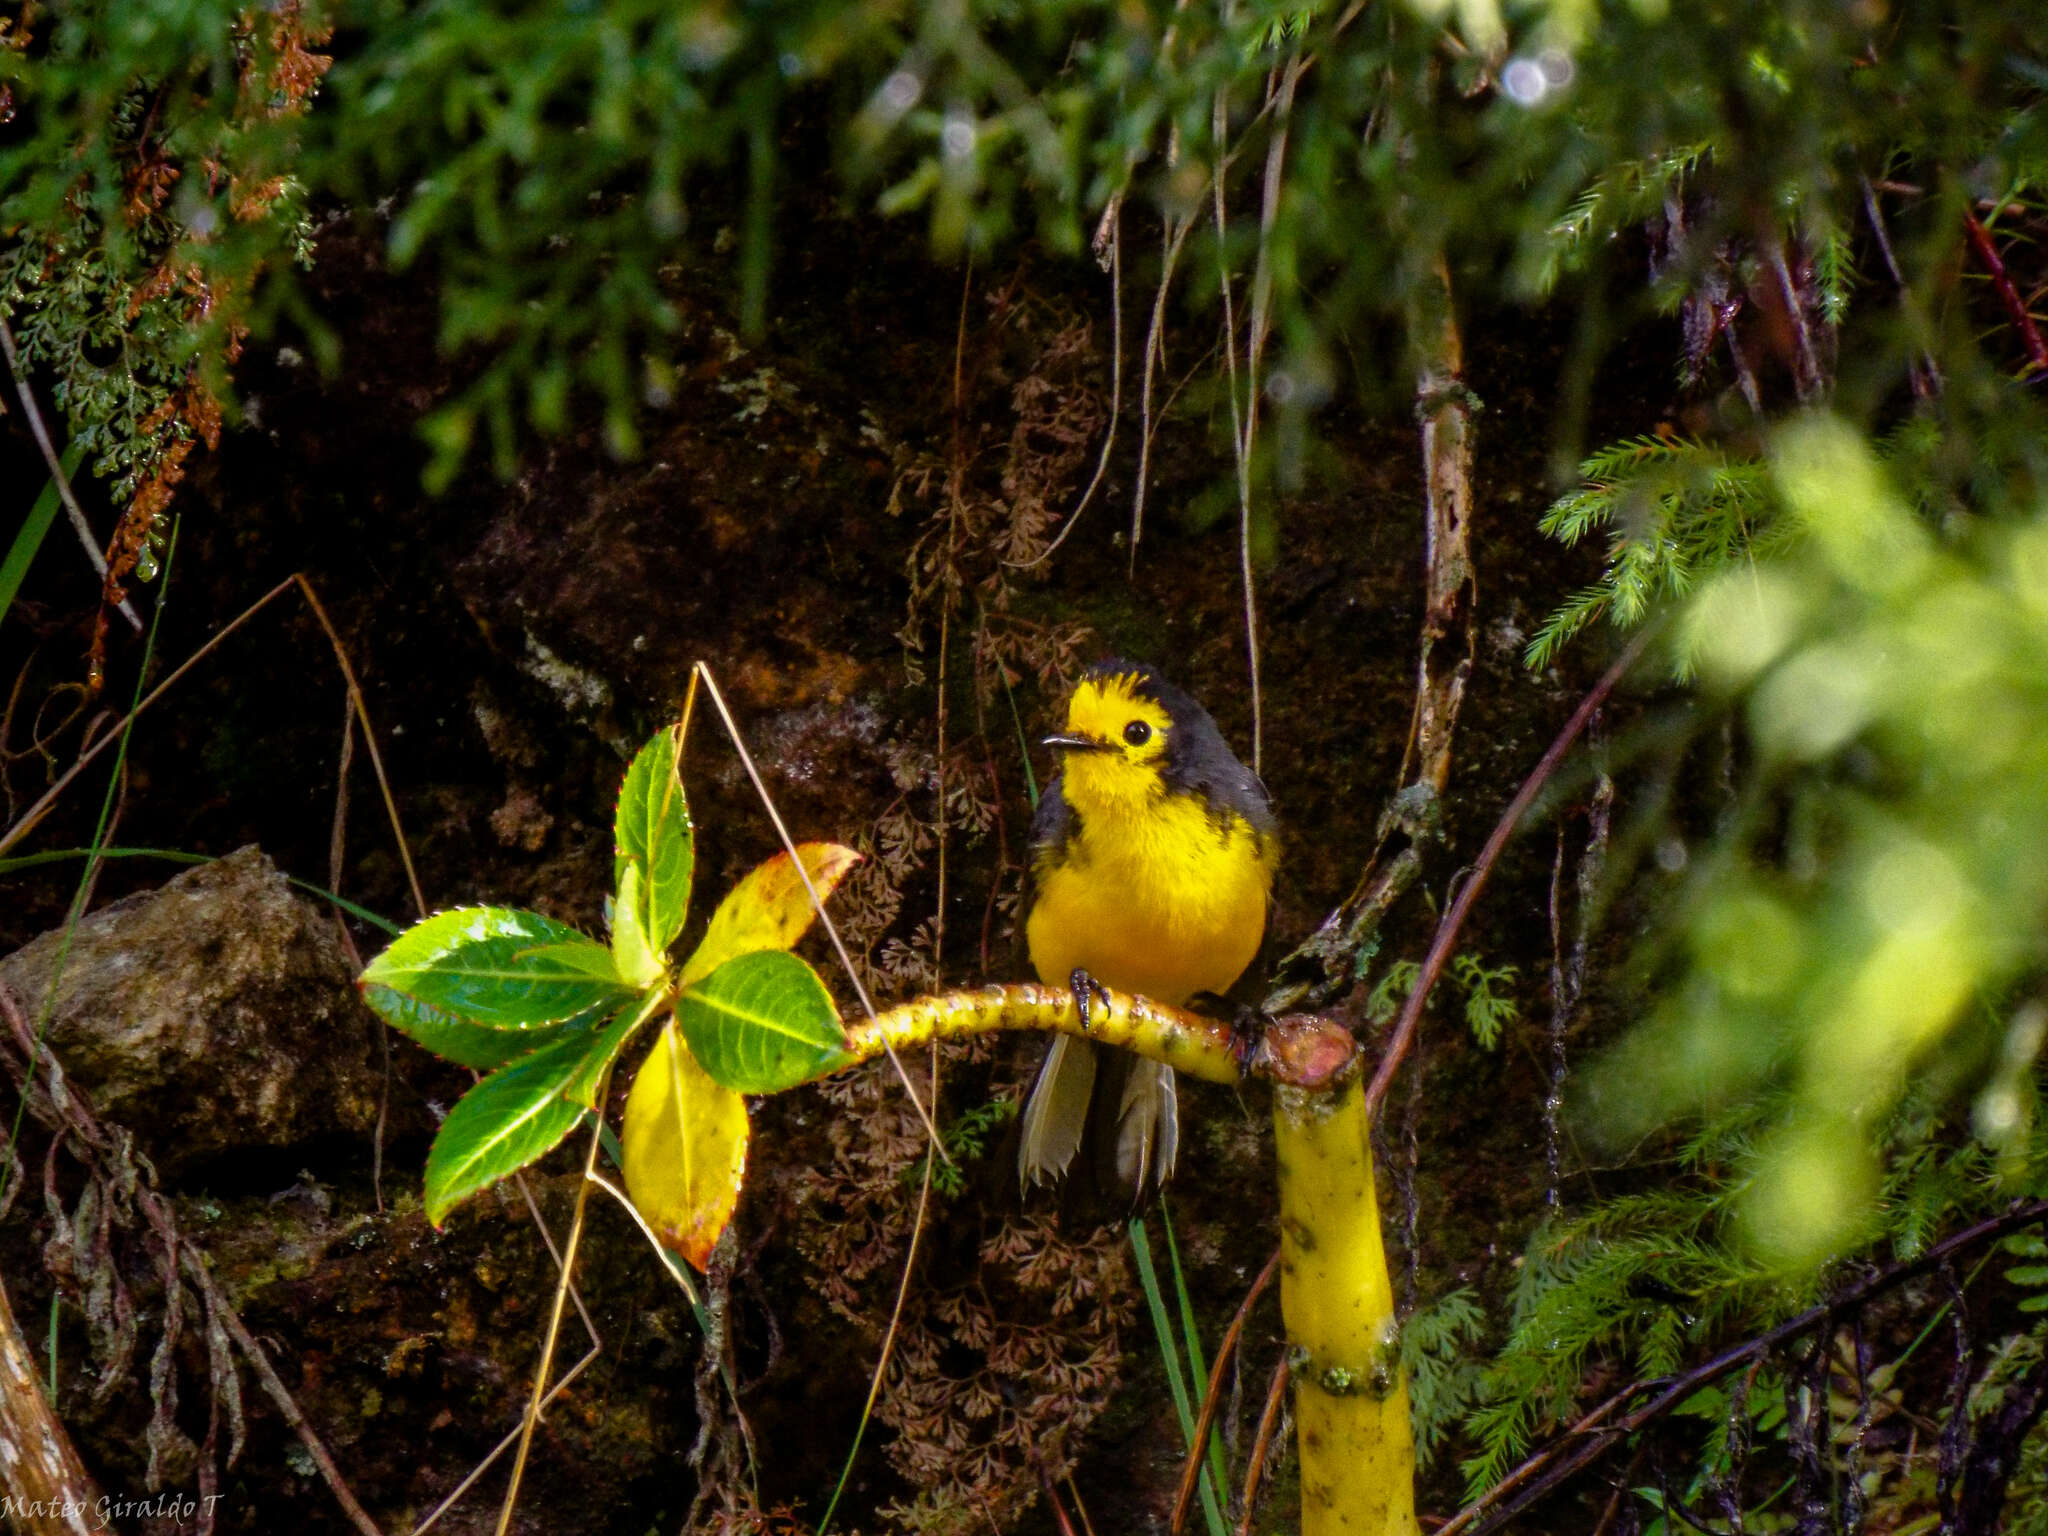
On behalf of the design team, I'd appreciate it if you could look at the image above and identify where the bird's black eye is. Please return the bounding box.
[1123,719,1152,746]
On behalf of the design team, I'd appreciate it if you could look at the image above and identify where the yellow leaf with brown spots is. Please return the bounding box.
[678,842,860,989]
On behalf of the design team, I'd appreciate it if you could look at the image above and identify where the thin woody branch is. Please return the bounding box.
[831,983,1357,1092]
[1264,254,1477,1014]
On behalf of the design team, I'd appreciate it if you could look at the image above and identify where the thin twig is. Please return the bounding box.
[819,1066,938,1534]
[1858,175,1941,399]
[1211,97,1255,772]
[294,574,426,918]
[693,662,946,1151]
[1170,1245,1282,1535]
[1235,1352,1292,1535]
[1130,212,1199,564]
[1397,252,1478,799]
[1015,204,1124,569]
[326,694,389,1211]
[1962,208,2048,379]
[1767,240,1825,401]
[0,980,385,1536]
[1442,1198,2048,1536]
[0,314,143,633]
[0,573,299,859]
[1040,1466,1081,1536]
[1231,50,1308,773]
[1365,625,1654,1119]
[195,1253,384,1536]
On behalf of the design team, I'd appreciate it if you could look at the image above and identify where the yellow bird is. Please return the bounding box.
[1018,660,1278,1199]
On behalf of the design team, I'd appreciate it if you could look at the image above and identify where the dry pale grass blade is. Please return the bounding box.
[584,1171,702,1306]
[1012,201,1124,570]
[0,573,299,859]
[493,1073,614,1536]
[293,575,426,919]
[817,1042,939,1535]
[692,662,947,1154]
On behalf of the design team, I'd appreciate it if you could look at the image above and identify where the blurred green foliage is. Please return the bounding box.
[1581,416,2048,1267]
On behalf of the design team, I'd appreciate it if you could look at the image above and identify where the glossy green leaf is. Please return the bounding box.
[360,907,632,1028]
[423,1027,601,1224]
[610,864,665,990]
[517,940,627,985]
[677,949,844,1094]
[614,726,693,953]
[362,983,578,1071]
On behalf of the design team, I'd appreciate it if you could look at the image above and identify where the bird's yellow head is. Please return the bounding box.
[1044,665,1179,813]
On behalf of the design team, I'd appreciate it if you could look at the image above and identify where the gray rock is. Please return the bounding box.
[0,846,383,1180]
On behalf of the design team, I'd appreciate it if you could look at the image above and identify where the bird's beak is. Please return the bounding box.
[1042,733,1112,754]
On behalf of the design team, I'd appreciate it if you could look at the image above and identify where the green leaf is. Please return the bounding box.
[361,907,633,1028]
[518,941,627,984]
[610,864,665,990]
[615,726,693,953]
[423,1028,597,1224]
[677,949,845,1094]
[363,982,579,1070]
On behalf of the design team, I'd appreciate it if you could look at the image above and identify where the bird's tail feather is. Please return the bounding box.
[1111,1057,1179,1199]
[1019,1033,1098,1190]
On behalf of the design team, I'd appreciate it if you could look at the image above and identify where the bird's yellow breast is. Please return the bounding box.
[1026,785,1273,1006]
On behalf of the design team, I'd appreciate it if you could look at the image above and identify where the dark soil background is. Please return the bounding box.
[0,165,1686,1536]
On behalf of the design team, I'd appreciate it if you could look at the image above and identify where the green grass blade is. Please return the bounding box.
[1161,1200,1232,1504]
[0,450,74,626]
[1130,1214,1228,1536]
[999,664,1040,809]
[0,845,401,935]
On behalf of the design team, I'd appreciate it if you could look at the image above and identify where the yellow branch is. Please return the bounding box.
[831,982,1358,1089]
[1276,1072,1420,1536]
[828,984,1417,1535]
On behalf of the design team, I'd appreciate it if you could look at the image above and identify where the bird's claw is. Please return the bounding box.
[1227,1005,1270,1073]
[1070,968,1114,1034]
